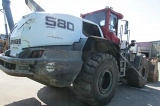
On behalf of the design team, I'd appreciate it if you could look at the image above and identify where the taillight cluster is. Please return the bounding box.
[30,50,44,58]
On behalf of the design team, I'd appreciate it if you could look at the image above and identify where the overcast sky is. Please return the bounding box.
[0,0,159,42]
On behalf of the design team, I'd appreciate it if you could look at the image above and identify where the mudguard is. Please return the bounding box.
[83,36,120,67]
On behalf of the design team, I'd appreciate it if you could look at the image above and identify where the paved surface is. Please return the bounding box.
[0,64,160,106]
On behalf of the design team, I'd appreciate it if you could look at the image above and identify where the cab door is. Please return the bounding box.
[106,12,120,44]
[109,13,118,35]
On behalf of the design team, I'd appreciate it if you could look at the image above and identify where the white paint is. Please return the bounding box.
[46,62,55,72]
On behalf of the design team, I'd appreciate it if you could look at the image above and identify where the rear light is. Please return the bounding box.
[30,50,44,58]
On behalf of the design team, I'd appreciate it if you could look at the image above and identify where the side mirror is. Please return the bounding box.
[124,21,128,34]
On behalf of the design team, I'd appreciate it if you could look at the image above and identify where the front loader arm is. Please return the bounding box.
[25,0,45,12]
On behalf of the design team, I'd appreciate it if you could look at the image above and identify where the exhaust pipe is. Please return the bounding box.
[25,0,45,12]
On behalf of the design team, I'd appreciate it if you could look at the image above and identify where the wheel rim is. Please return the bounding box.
[99,69,113,94]
[142,67,145,77]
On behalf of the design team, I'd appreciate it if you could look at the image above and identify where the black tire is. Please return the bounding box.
[73,52,119,106]
[125,57,149,88]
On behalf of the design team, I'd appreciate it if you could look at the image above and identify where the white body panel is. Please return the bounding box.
[10,12,103,57]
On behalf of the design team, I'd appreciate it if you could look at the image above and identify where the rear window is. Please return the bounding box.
[82,21,101,37]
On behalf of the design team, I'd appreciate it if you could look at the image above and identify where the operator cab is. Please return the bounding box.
[81,7,124,45]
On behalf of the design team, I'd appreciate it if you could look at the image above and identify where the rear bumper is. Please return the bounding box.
[0,54,35,77]
[0,49,83,87]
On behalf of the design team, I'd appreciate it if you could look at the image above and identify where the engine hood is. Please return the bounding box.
[10,12,82,57]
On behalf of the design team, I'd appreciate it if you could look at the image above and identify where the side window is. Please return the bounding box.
[82,21,101,37]
[82,11,106,26]
[109,13,118,34]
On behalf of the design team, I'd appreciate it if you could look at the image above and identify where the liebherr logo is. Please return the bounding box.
[10,39,21,44]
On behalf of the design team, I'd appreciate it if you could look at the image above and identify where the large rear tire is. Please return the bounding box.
[126,57,148,88]
[73,52,119,106]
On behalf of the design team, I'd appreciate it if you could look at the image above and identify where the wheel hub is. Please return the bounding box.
[142,66,146,77]
[99,69,113,94]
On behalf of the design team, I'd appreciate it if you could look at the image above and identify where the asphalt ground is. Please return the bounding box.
[0,64,160,106]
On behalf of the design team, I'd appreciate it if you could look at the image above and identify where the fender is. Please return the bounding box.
[83,36,120,68]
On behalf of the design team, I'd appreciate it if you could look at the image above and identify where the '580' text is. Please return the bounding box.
[45,16,74,31]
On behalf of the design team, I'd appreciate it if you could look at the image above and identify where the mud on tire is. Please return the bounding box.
[73,52,119,106]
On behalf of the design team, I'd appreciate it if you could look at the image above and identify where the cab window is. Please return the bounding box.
[83,11,106,26]
[109,13,118,34]
[82,21,101,37]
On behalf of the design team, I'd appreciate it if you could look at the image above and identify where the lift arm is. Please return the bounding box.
[25,0,45,12]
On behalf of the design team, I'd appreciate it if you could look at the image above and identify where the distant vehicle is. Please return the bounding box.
[130,41,159,82]
[0,0,14,52]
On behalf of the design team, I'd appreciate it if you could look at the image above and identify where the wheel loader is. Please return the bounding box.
[0,0,157,105]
